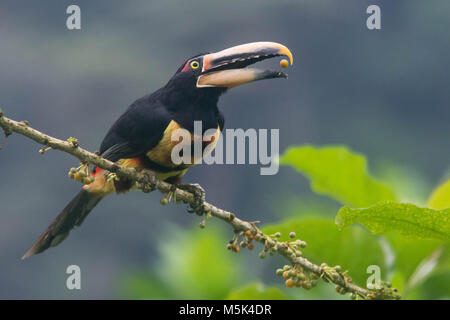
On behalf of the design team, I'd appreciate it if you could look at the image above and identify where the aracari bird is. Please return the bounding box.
[23,42,293,258]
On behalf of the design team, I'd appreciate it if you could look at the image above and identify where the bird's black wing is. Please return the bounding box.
[99,94,171,162]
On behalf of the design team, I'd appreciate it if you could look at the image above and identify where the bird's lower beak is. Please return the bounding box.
[197,68,287,88]
[197,41,293,88]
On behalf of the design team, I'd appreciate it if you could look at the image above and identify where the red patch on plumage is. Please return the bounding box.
[92,167,100,176]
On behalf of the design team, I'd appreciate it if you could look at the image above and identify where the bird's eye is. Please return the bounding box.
[190,61,200,69]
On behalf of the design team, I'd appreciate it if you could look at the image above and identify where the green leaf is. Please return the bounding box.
[225,283,289,300]
[386,233,446,282]
[262,218,386,286]
[336,202,450,240]
[407,247,444,289]
[428,179,450,209]
[413,269,450,299]
[280,145,396,207]
[401,265,450,300]
[386,235,449,299]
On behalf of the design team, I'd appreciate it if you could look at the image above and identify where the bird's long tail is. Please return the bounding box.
[22,189,103,259]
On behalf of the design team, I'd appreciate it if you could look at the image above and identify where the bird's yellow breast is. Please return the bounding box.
[146,120,220,168]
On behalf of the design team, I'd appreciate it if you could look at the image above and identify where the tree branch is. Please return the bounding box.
[0,109,400,300]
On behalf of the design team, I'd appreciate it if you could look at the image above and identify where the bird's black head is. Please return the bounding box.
[161,42,293,111]
[163,53,226,108]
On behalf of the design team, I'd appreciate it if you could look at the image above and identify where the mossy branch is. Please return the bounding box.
[0,109,400,300]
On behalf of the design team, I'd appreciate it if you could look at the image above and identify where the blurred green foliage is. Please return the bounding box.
[226,283,289,300]
[121,145,449,300]
[121,225,248,299]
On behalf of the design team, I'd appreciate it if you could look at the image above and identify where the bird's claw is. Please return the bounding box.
[177,183,206,215]
[137,171,157,193]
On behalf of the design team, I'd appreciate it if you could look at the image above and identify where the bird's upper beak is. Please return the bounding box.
[197,42,293,88]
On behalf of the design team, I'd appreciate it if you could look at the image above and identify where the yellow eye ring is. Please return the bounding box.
[190,61,200,69]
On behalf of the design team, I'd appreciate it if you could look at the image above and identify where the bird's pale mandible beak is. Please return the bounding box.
[197,41,294,88]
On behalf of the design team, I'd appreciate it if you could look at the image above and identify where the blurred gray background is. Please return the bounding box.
[0,0,449,298]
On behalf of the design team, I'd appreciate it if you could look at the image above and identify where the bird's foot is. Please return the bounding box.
[137,170,157,193]
[177,183,206,215]
[106,172,119,182]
